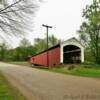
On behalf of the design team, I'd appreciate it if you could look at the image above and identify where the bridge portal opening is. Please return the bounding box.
[63,45,81,64]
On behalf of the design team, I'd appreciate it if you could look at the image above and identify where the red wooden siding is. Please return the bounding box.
[30,47,60,67]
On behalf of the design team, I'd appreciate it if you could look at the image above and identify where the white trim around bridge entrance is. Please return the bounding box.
[60,38,84,64]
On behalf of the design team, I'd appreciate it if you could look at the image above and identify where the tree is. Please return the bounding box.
[0,42,8,61]
[13,38,36,61]
[34,38,47,53]
[48,35,60,47]
[34,35,60,53]
[19,38,31,47]
[0,0,42,37]
[78,0,100,64]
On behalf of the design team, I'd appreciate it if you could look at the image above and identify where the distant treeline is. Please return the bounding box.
[0,35,60,61]
[0,35,99,64]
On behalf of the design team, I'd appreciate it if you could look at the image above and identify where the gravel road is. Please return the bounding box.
[0,62,100,100]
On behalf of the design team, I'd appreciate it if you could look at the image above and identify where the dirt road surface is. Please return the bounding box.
[0,62,100,100]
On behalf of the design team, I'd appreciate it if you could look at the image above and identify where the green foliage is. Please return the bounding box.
[0,42,9,61]
[0,35,59,61]
[34,38,47,53]
[9,38,37,61]
[48,35,60,46]
[34,35,60,53]
[0,38,37,61]
[84,48,95,62]
[78,0,100,64]
[19,38,31,48]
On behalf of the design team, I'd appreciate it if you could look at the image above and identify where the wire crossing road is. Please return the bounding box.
[0,62,100,100]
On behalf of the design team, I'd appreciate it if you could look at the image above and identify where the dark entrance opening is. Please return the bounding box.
[63,45,81,64]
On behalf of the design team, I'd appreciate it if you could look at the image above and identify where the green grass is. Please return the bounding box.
[69,67,100,77]
[7,61,30,66]
[39,64,100,78]
[0,72,26,100]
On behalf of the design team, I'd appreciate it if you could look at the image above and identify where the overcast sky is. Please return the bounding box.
[28,0,91,41]
[7,0,92,47]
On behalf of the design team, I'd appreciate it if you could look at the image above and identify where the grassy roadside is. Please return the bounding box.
[7,61,100,78]
[69,67,100,77]
[47,66,100,78]
[6,61,30,66]
[33,64,100,78]
[0,72,26,100]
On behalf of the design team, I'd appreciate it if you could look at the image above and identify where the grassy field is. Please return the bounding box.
[7,61,100,78]
[69,67,100,77]
[7,61,30,66]
[35,64,100,78]
[48,65,100,78]
[0,72,26,100]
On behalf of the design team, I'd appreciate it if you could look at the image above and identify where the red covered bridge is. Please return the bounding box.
[30,38,84,68]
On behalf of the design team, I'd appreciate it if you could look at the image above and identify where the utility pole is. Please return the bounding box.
[42,24,52,68]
